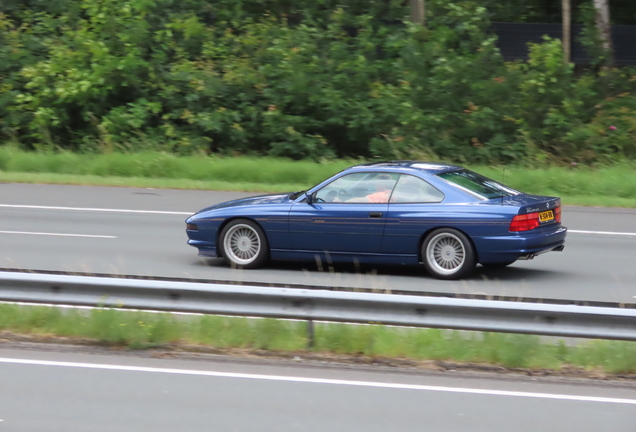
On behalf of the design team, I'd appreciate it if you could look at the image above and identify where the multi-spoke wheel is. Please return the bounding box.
[219,219,269,269]
[422,228,476,280]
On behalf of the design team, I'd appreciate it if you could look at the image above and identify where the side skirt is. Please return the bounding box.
[270,249,419,266]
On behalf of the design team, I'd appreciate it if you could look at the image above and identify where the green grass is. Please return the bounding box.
[2,303,636,375]
[0,172,302,193]
[0,147,353,186]
[476,165,636,201]
[1,147,635,207]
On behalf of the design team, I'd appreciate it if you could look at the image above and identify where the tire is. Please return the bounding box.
[422,228,476,280]
[219,219,269,269]
[481,260,516,269]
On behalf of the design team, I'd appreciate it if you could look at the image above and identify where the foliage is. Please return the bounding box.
[1,0,636,163]
[565,91,636,161]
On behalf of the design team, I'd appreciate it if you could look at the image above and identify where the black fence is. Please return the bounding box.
[491,22,636,65]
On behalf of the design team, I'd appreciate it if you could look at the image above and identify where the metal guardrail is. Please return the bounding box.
[1,271,636,341]
[1,267,632,309]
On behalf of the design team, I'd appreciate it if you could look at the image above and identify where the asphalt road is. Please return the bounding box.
[0,345,635,432]
[0,183,635,303]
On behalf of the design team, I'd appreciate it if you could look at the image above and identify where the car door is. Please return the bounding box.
[288,172,398,254]
[382,174,446,256]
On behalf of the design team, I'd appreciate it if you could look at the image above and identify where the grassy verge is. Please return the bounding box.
[1,148,635,207]
[2,303,636,375]
[0,172,302,194]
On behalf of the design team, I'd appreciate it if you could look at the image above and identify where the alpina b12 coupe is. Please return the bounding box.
[185,161,566,280]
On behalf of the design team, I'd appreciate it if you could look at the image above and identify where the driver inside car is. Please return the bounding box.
[342,174,395,203]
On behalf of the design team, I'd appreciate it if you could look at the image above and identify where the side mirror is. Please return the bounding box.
[305,192,313,204]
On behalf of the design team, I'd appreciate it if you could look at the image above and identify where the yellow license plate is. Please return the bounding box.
[539,210,554,223]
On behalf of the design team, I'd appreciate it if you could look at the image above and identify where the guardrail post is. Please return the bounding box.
[307,319,315,349]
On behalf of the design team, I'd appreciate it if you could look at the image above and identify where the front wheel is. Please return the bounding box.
[219,219,269,269]
[422,229,476,280]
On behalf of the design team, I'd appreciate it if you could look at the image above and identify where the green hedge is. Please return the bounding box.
[1,0,636,164]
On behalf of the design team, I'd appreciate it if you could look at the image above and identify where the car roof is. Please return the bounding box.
[347,161,462,175]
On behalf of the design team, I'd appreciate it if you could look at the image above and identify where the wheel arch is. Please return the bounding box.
[215,216,269,258]
[417,226,479,263]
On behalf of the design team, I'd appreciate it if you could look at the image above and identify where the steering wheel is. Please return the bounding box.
[337,190,352,201]
[325,190,338,202]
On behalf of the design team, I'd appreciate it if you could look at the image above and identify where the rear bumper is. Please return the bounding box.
[473,226,567,264]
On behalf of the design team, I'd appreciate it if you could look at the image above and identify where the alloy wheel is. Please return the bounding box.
[223,224,261,265]
[426,232,466,276]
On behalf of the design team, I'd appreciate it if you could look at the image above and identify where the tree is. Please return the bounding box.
[593,0,614,66]
[562,0,571,62]
[410,0,425,25]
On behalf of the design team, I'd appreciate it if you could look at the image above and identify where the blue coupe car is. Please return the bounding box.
[185,161,566,280]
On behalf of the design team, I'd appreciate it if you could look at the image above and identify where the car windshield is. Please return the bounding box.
[437,169,520,200]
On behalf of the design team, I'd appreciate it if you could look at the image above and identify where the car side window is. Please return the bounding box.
[314,172,398,203]
[390,175,444,203]
[314,173,366,203]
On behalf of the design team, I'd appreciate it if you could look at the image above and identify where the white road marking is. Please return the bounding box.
[0,301,374,326]
[1,205,634,237]
[0,357,634,405]
[0,301,204,316]
[568,230,636,237]
[0,204,191,216]
[0,231,116,239]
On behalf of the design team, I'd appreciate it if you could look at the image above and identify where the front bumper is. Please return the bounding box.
[187,239,217,257]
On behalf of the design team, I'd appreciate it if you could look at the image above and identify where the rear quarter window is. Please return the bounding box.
[390,175,444,203]
[437,170,519,200]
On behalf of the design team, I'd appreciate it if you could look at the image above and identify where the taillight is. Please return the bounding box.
[555,206,561,223]
[509,212,540,232]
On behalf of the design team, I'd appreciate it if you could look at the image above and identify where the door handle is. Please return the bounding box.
[369,212,383,218]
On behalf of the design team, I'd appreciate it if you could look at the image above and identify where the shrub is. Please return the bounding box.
[2,0,636,164]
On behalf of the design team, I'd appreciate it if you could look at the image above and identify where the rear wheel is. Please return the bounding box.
[422,229,476,280]
[220,219,269,269]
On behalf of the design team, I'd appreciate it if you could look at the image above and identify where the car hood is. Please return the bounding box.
[195,193,292,214]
